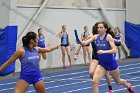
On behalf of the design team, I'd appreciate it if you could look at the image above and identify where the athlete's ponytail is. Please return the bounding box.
[22,36,28,47]
[107,27,115,38]
[22,32,37,47]
[92,22,99,35]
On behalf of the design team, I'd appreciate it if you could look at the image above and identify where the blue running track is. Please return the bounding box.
[0,61,140,93]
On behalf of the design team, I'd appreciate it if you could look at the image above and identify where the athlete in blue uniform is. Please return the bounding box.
[114,27,123,63]
[59,25,72,69]
[38,28,46,48]
[81,26,91,65]
[0,32,60,93]
[38,28,47,68]
[74,22,113,93]
[79,22,134,93]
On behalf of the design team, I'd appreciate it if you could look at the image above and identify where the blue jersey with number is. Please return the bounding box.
[19,47,39,73]
[19,47,42,84]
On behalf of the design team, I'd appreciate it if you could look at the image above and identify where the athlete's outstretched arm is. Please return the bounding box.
[80,35,96,46]
[37,44,60,53]
[75,34,92,54]
[85,34,93,40]
[74,34,94,61]
[0,49,24,71]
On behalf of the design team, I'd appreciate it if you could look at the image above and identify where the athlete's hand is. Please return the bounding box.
[97,50,105,54]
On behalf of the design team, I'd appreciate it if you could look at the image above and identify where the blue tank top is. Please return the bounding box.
[19,47,39,73]
[83,32,89,38]
[115,33,121,40]
[95,34,115,62]
[38,35,45,45]
[61,32,68,45]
